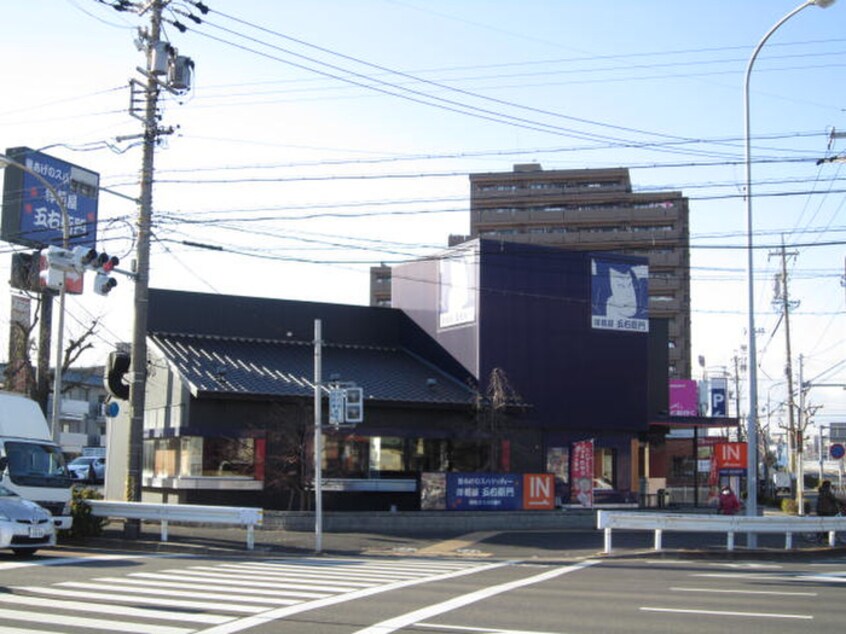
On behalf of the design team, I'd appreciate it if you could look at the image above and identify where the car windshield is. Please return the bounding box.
[5,441,70,487]
[0,484,16,498]
[70,457,95,466]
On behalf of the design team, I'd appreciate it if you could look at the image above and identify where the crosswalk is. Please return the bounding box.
[0,557,500,634]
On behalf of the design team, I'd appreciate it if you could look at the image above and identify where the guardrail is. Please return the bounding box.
[597,510,846,554]
[87,500,263,550]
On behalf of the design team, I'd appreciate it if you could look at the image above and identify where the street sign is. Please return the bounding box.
[830,443,845,460]
[830,423,846,442]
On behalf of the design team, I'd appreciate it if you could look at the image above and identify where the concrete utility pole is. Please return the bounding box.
[125,0,164,537]
[771,240,806,512]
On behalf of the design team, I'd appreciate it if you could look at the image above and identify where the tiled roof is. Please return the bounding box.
[149,332,475,406]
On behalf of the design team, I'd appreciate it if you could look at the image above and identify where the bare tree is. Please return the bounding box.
[474,367,522,471]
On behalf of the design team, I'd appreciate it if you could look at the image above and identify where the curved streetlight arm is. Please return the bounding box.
[743,0,835,528]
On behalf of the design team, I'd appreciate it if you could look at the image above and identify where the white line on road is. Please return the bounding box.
[0,606,195,634]
[670,586,817,597]
[18,585,267,614]
[352,560,600,634]
[417,622,565,634]
[640,607,812,620]
[194,561,510,634]
[0,593,233,624]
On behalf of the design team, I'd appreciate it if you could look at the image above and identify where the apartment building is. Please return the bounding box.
[369,164,691,378]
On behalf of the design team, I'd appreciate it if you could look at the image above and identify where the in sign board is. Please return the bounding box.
[2,147,99,249]
[714,442,747,474]
[830,443,845,460]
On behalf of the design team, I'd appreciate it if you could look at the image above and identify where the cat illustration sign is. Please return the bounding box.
[590,258,649,333]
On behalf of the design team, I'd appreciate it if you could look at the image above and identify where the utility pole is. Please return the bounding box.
[770,239,800,509]
[125,0,164,537]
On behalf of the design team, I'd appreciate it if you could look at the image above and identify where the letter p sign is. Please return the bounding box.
[711,387,726,417]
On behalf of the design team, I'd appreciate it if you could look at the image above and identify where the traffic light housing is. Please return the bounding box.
[93,272,117,295]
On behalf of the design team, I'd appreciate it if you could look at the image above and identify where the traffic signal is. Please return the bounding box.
[344,387,363,423]
[93,272,117,295]
[86,250,119,295]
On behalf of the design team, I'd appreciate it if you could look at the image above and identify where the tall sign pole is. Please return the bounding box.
[313,319,323,554]
[125,0,163,536]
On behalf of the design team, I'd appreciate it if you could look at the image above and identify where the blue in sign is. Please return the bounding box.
[830,443,845,460]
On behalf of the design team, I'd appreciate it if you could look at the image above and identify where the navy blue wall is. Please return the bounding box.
[478,240,649,433]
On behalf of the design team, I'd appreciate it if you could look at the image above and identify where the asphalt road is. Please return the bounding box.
[0,519,840,634]
[2,545,844,634]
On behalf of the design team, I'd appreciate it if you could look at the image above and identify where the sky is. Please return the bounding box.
[0,1,844,442]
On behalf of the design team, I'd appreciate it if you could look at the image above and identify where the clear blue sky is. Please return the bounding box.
[0,1,844,431]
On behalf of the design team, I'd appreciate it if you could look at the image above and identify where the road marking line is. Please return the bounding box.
[129,572,337,599]
[0,606,194,634]
[417,622,563,634]
[0,626,56,634]
[18,586,267,614]
[418,531,499,554]
[0,593,233,624]
[59,580,312,604]
[641,607,812,619]
[98,574,359,595]
[695,572,846,583]
[194,561,510,634]
[0,552,148,570]
[671,586,817,596]
[352,560,600,634]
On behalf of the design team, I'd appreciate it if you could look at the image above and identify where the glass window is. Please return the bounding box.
[322,436,368,477]
[369,437,404,472]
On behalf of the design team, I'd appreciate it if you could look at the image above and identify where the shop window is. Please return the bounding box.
[369,437,404,473]
[595,447,616,488]
[322,436,369,477]
[449,440,490,472]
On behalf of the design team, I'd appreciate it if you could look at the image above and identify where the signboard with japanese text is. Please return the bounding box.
[570,439,594,507]
[2,146,99,249]
[669,379,698,416]
[590,258,649,333]
[438,244,477,329]
[446,473,521,511]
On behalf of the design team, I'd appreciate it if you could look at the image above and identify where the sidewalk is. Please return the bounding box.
[53,517,846,562]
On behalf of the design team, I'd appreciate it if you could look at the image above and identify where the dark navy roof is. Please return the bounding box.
[150,332,475,406]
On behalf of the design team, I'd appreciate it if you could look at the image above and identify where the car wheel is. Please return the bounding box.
[12,548,38,557]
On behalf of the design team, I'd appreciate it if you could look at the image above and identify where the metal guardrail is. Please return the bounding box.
[87,500,263,550]
[596,510,846,554]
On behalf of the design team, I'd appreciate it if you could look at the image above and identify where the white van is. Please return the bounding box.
[0,392,73,530]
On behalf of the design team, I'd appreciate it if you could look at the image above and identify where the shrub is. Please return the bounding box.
[780,498,798,515]
[60,486,107,539]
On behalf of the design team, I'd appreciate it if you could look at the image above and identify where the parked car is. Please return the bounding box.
[67,456,105,483]
[0,482,56,556]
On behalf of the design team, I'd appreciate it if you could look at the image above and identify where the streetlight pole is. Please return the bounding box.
[743,0,835,537]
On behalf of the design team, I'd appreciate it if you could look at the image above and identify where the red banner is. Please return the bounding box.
[570,440,594,508]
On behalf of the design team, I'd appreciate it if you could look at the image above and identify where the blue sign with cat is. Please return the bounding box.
[590,258,649,333]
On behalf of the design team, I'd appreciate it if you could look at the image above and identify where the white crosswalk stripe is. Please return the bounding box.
[1,557,495,634]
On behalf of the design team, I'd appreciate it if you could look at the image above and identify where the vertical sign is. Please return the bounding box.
[591,258,649,333]
[669,379,698,416]
[710,377,727,417]
[439,244,477,329]
[570,439,594,508]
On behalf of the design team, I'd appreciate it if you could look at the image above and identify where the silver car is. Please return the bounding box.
[0,483,56,556]
[67,456,105,483]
